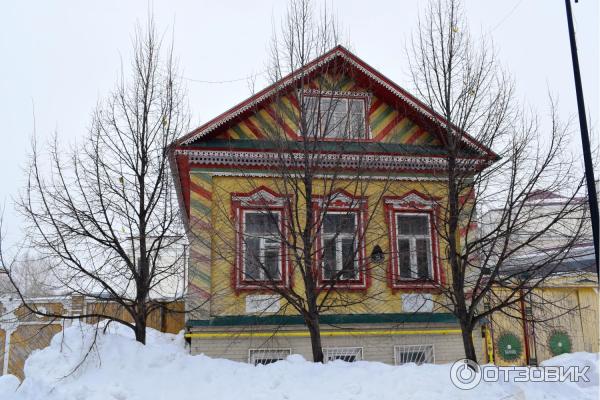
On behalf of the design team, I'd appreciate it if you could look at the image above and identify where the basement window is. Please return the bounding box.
[324,347,363,362]
[394,344,435,365]
[249,348,292,365]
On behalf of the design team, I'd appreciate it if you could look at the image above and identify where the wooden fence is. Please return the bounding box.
[0,295,184,379]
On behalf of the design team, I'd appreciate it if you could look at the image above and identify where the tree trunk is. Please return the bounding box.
[306,315,324,363]
[459,320,478,363]
[135,315,147,344]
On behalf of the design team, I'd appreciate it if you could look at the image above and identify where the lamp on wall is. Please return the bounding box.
[371,245,385,264]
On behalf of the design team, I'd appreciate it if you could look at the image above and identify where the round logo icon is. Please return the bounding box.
[450,359,482,390]
[497,332,523,362]
[548,330,572,356]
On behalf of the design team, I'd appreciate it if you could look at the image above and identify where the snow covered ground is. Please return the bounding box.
[0,323,597,400]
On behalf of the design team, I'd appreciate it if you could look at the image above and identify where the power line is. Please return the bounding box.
[182,69,269,85]
[489,0,524,34]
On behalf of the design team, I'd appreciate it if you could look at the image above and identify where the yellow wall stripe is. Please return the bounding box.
[185,329,462,339]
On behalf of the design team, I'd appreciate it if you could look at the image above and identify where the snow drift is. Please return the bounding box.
[0,323,597,400]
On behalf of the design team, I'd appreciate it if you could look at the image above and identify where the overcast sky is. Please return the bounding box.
[0,0,598,247]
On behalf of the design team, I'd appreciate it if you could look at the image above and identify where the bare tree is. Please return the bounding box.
[406,0,590,362]
[12,18,189,344]
[201,0,393,363]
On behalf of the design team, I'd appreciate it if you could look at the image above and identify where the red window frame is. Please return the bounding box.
[313,189,369,290]
[301,91,371,141]
[231,186,291,291]
[384,191,443,291]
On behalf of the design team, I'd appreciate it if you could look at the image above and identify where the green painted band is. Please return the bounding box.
[187,312,457,327]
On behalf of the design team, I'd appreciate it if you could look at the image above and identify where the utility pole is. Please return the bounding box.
[564,0,599,276]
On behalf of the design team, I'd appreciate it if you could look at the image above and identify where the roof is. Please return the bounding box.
[174,45,497,160]
[501,244,597,277]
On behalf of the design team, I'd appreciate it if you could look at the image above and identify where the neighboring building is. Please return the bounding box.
[489,247,598,366]
[0,294,184,379]
[0,239,187,379]
[483,190,593,257]
[486,190,598,365]
[170,46,498,365]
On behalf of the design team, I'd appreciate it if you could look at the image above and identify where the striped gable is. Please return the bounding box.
[369,96,440,145]
[213,73,440,146]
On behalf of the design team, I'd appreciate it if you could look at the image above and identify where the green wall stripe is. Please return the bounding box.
[191,171,213,185]
[231,125,251,139]
[190,198,211,215]
[370,105,395,130]
[389,120,416,142]
[188,312,457,327]
[188,267,211,283]
[274,98,299,126]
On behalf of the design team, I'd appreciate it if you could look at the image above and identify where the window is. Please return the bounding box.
[394,344,434,365]
[242,211,282,281]
[395,214,432,280]
[325,347,363,362]
[314,190,367,289]
[321,213,359,280]
[233,187,290,290]
[385,192,441,290]
[248,349,291,365]
[304,95,367,139]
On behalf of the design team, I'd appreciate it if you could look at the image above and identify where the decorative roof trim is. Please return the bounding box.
[196,171,449,182]
[176,46,496,158]
[177,149,490,172]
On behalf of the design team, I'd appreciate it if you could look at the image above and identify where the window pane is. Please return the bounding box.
[323,214,355,234]
[324,112,344,138]
[349,113,365,138]
[402,351,425,364]
[303,96,319,134]
[397,239,412,278]
[332,98,347,114]
[341,238,357,279]
[255,358,279,365]
[349,100,365,138]
[323,238,337,279]
[333,100,349,138]
[320,97,333,112]
[322,97,348,138]
[264,240,281,279]
[349,99,363,113]
[416,238,431,279]
[244,237,261,280]
[245,213,279,235]
[397,215,429,235]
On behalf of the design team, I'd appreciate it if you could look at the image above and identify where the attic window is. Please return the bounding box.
[303,94,368,139]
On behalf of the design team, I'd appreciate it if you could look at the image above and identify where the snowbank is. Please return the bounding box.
[0,323,597,400]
